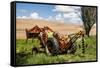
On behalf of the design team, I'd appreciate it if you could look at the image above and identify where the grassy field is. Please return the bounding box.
[16,36,97,65]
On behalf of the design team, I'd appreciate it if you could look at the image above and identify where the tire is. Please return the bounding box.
[45,37,60,55]
[67,44,77,54]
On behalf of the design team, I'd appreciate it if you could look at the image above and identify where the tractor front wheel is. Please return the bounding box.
[45,38,60,56]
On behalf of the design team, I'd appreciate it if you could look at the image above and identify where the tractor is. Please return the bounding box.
[25,25,85,55]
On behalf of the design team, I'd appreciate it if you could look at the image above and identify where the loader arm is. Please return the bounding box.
[69,31,84,45]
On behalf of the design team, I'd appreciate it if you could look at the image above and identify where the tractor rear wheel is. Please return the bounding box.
[45,37,60,55]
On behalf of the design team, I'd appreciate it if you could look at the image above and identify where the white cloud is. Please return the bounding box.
[17,16,29,19]
[55,14,64,22]
[53,5,81,13]
[63,12,77,18]
[17,12,43,20]
[30,12,41,19]
[17,16,22,19]
[55,14,62,20]
[53,5,74,13]
[21,16,28,19]
[46,14,64,23]
[53,5,82,23]
[63,13,82,23]
[69,17,82,24]
[46,16,53,21]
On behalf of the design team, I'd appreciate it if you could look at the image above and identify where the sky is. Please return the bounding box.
[16,3,83,24]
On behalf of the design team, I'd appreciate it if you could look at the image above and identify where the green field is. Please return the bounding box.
[16,36,97,65]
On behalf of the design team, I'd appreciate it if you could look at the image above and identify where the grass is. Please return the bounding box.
[16,36,97,65]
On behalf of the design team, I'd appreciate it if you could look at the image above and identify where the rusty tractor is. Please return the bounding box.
[25,25,85,55]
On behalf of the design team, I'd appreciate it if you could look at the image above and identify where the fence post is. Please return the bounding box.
[82,34,85,54]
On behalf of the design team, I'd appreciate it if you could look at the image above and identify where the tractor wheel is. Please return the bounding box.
[45,38,60,56]
[67,44,77,54]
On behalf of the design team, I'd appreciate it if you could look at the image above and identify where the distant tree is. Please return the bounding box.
[81,7,97,37]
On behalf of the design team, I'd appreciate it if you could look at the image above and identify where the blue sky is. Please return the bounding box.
[16,3,56,18]
[16,3,83,24]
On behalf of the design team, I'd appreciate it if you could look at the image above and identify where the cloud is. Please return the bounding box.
[53,5,81,13]
[46,16,53,21]
[46,14,64,22]
[17,9,27,13]
[17,12,43,20]
[53,5,74,13]
[55,14,62,20]
[53,5,82,23]
[21,16,28,19]
[63,12,77,18]
[55,13,64,22]
[63,13,82,23]
[17,16,22,19]
[69,17,82,24]
[30,12,42,19]
[17,16,29,19]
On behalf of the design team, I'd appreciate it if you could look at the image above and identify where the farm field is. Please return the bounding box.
[16,19,97,65]
[16,19,96,39]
